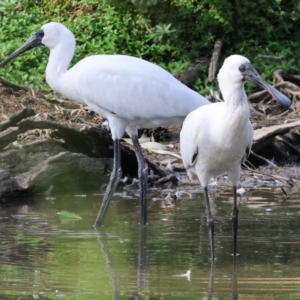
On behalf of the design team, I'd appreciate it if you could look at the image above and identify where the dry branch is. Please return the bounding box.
[253,120,300,143]
[0,108,35,132]
[45,96,82,109]
[285,74,300,81]
[0,119,110,156]
[248,89,270,102]
[208,40,222,82]
[275,81,300,92]
[243,168,296,185]
[273,69,284,83]
[275,136,300,156]
[250,151,280,169]
[258,55,285,60]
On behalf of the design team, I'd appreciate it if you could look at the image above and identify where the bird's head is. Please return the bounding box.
[0,22,75,68]
[217,54,291,107]
[218,54,250,85]
[40,22,75,49]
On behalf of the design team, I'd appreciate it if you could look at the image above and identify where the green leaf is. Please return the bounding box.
[59,210,82,220]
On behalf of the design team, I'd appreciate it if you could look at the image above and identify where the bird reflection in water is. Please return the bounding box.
[96,226,147,300]
[97,229,120,299]
[133,226,147,299]
[96,225,240,299]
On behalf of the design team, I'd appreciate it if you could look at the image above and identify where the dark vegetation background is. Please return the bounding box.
[0,0,300,95]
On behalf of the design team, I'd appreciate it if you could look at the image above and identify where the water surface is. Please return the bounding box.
[0,182,300,299]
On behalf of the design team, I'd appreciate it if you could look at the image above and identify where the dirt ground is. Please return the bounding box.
[0,76,300,191]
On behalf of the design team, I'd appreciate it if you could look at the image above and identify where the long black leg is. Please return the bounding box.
[94,139,122,227]
[204,186,215,261]
[131,135,148,225]
[232,186,238,256]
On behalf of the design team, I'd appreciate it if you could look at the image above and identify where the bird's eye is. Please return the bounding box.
[239,64,246,72]
[36,29,44,38]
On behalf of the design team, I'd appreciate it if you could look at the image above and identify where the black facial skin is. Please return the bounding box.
[239,62,291,107]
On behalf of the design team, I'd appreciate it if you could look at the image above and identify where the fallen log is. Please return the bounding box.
[0,108,180,199]
[253,120,300,143]
[0,107,35,132]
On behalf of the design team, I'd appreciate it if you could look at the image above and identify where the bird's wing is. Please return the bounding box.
[66,55,209,122]
[180,106,208,170]
[241,120,254,164]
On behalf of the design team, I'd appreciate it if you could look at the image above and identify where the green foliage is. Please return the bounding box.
[151,23,176,41]
[0,0,300,95]
[131,0,158,12]
[0,0,17,14]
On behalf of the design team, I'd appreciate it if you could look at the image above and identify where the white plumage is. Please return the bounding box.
[181,55,253,187]
[180,54,290,259]
[0,22,210,226]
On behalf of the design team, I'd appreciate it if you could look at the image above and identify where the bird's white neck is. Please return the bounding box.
[221,81,249,112]
[220,81,250,138]
[45,38,75,93]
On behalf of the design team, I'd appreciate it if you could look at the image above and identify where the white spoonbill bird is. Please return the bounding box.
[0,22,211,226]
[180,54,291,260]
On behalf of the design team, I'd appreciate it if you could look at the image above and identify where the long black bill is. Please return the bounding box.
[0,30,44,68]
[243,63,291,108]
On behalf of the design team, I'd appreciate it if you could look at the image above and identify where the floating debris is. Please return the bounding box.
[172,269,191,281]
[45,196,56,201]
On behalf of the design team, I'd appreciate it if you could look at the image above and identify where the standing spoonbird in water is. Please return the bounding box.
[0,22,210,226]
[180,55,291,260]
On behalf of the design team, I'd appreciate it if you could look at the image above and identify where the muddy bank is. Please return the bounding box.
[0,74,300,200]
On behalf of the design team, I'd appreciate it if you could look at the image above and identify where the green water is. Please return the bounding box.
[0,183,300,299]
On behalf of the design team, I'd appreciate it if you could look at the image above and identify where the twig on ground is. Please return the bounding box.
[242,166,296,184]
[243,151,300,184]
[275,136,300,156]
[285,74,300,81]
[250,150,280,169]
[273,69,284,84]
